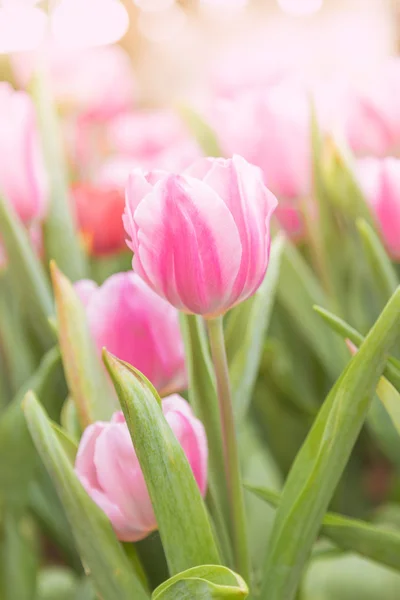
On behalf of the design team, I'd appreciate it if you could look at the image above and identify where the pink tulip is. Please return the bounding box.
[213,83,311,200]
[123,155,277,317]
[75,272,187,395]
[75,396,208,541]
[0,83,48,224]
[103,110,201,180]
[357,157,400,260]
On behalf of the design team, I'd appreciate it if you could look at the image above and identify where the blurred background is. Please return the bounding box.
[1,0,399,101]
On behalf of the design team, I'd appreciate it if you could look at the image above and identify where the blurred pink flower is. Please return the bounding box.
[99,110,202,188]
[213,83,311,201]
[329,60,400,158]
[75,397,208,542]
[71,183,126,256]
[124,155,277,316]
[0,83,48,224]
[12,44,135,121]
[75,272,187,395]
[357,157,400,260]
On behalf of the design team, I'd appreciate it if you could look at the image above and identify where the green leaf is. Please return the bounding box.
[32,70,87,281]
[0,277,36,394]
[152,565,248,599]
[23,392,149,600]
[177,105,222,156]
[260,286,400,600]
[0,511,39,600]
[179,314,232,566]
[51,262,116,427]
[103,351,221,575]
[314,305,400,391]
[60,397,82,443]
[356,218,398,303]
[247,484,400,572]
[29,465,80,572]
[51,423,78,464]
[277,242,346,378]
[227,235,284,421]
[0,195,54,350]
[0,347,65,505]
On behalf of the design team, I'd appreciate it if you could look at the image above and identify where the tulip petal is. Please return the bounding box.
[202,155,277,303]
[94,423,156,535]
[163,395,208,496]
[133,174,242,315]
[75,421,107,489]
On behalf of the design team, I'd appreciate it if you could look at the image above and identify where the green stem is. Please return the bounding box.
[206,316,250,584]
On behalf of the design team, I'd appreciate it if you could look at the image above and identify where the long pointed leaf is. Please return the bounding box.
[247,484,400,573]
[227,235,284,421]
[260,286,400,600]
[103,351,221,575]
[277,242,346,377]
[32,70,87,281]
[23,392,149,600]
[0,347,65,505]
[0,196,54,349]
[356,218,398,302]
[51,263,115,427]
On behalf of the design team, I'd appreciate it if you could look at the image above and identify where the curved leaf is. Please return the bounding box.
[103,351,221,575]
[0,347,65,505]
[51,263,116,427]
[32,70,87,281]
[152,565,248,600]
[260,287,400,600]
[247,484,400,572]
[23,392,149,600]
[0,196,54,350]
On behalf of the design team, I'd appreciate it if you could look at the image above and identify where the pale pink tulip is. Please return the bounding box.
[123,155,278,316]
[357,157,400,260]
[0,83,48,224]
[75,397,208,541]
[75,272,187,394]
[104,110,201,178]
[213,83,311,200]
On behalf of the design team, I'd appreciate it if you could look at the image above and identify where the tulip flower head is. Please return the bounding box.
[123,155,278,317]
[75,272,187,395]
[75,396,208,541]
[357,157,400,261]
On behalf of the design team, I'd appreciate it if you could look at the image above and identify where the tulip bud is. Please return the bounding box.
[75,272,187,395]
[123,155,277,317]
[357,157,400,261]
[75,396,207,542]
